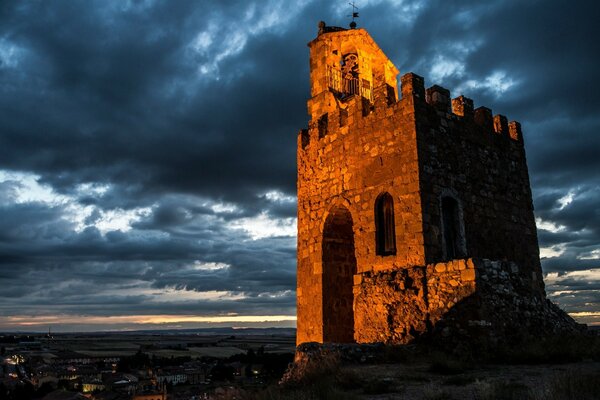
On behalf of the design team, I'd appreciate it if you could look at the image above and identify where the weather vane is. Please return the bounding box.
[348,2,359,29]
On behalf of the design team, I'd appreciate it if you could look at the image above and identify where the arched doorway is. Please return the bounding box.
[322,206,357,343]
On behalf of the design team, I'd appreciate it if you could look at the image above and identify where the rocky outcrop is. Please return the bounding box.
[428,259,585,352]
[280,342,387,385]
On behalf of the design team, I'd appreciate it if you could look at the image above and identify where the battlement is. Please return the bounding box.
[304,70,523,152]
[300,70,524,152]
[404,73,523,143]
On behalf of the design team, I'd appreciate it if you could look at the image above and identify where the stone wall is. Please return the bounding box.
[426,259,478,328]
[354,267,428,344]
[431,259,582,348]
[297,29,426,344]
[415,82,543,292]
[352,258,581,346]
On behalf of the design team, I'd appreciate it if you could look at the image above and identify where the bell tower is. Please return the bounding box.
[297,23,427,344]
[306,22,399,123]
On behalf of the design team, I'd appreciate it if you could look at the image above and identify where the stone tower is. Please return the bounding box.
[296,23,562,346]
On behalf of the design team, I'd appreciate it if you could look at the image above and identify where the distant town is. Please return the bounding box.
[0,328,296,400]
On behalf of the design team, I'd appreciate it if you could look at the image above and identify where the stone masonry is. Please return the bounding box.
[296,23,577,346]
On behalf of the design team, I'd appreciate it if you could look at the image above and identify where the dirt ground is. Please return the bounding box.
[337,361,600,399]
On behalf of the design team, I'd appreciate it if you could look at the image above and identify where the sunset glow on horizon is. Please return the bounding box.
[2,314,297,332]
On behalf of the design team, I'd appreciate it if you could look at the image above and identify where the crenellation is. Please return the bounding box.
[451,95,474,119]
[385,83,397,105]
[299,128,309,149]
[509,121,522,142]
[474,106,493,132]
[317,113,328,138]
[400,72,425,100]
[493,114,509,137]
[425,85,451,113]
[373,83,397,111]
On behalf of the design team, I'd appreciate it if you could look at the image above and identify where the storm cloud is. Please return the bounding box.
[0,0,598,331]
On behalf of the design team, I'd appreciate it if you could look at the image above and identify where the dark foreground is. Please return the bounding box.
[268,334,600,400]
[271,358,600,400]
[2,330,600,399]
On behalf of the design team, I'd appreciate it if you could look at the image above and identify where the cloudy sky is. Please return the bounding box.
[0,0,598,332]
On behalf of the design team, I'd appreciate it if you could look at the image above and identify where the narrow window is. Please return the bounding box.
[386,84,396,105]
[318,113,328,138]
[362,97,373,116]
[375,192,396,256]
[441,196,464,260]
[339,108,348,127]
[299,128,309,149]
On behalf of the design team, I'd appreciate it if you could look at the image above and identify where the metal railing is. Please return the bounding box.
[326,65,373,102]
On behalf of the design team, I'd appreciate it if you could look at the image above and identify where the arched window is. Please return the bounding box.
[441,196,465,260]
[375,192,396,256]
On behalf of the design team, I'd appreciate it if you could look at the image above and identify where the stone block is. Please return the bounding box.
[353,274,363,285]
[461,269,476,282]
[452,95,474,118]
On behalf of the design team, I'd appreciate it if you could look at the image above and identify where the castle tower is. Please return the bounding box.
[297,23,546,345]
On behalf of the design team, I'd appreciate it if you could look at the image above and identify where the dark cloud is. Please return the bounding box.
[0,0,598,330]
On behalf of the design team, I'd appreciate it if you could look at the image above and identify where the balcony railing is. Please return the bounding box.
[326,65,373,102]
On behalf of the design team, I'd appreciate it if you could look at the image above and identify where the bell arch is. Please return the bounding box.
[322,206,357,343]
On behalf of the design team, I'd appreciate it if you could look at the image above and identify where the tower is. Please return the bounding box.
[296,23,549,345]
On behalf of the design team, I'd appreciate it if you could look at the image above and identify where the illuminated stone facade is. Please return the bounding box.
[296,24,550,345]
